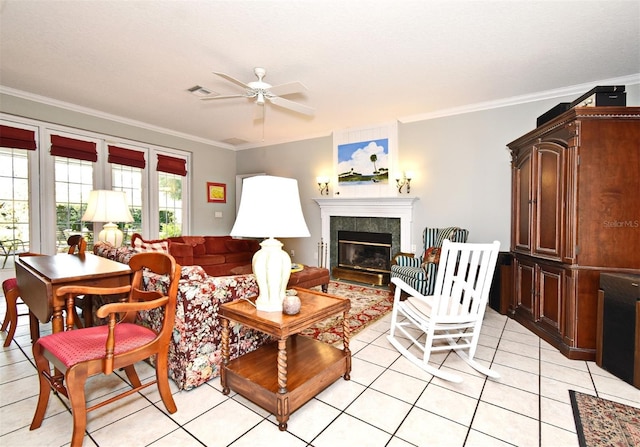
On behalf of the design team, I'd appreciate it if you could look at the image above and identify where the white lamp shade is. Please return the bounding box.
[230,176,310,312]
[231,176,310,238]
[81,190,134,223]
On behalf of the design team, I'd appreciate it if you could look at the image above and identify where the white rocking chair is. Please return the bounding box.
[387,239,500,383]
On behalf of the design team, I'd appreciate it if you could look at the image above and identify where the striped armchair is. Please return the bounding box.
[390,227,469,295]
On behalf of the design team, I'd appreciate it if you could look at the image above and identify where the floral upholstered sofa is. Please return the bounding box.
[93,241,272,390]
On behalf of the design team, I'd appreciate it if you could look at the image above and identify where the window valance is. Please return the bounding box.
[157,154,187,176]
[50,135,97,162]
[108,145,146,168]
[0,125,37,150]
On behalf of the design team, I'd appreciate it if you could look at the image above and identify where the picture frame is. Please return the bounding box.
[333,121,398,197]
[207,182,226,203]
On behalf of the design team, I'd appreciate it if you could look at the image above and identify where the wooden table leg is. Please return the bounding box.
[51,305,64,334]
[343,310,351,380]
[221,317,230,395]
[276,337,289,431]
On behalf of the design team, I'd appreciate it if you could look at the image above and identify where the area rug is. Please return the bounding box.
[300,280,394,344]
[569,390,640,447]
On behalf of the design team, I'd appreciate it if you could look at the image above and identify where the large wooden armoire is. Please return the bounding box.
[508,106,640,360]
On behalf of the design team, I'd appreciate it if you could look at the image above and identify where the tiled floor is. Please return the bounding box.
[1,266,639,447]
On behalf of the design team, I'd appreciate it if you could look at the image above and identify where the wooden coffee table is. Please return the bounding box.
[219,287,351,431]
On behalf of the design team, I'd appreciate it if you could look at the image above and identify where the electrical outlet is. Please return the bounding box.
[411,244,417,253]
[290,249,295,257]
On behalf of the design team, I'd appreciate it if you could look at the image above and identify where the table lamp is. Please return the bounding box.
[230,176,310,312]
[81,190,134,247]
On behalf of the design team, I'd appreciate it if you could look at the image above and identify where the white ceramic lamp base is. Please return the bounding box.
[98,222,125,247]
[252,237,292,312]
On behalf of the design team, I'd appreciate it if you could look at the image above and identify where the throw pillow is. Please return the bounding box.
[421,246,441,268]
[131,233,170,254]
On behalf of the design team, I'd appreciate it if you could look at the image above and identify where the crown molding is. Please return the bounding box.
[0,85,236,151]
[399,73,640,124]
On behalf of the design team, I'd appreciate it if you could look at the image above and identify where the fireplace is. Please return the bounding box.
[334,231,392,285]
[314,197,417,286]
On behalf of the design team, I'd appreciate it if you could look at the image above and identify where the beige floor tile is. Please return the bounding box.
[280,398,341,442]
[315,376,366,410]
[183,398,264,446]
[540,422,579,447]
[480,380,539,419]
[471,401,539,447]
[415,383,478,426]
[345,388,412,434]
[230,419,307,447]
[313,412,392,447]
[89,405,180,447]
[540,396,576,432]
[354,343,401,368]
[395,406,468,446]
[369,368,426,403]
[350,356,386,387]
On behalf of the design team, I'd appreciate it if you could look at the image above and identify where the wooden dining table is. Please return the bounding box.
[15,253,132,334]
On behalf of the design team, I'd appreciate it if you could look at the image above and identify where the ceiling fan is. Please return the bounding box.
[201,67,315,117]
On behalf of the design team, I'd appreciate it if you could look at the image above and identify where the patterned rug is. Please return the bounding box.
[570,390,640,447]
[300,280,394,344]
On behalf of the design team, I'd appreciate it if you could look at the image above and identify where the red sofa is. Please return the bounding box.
[167,235,260,276]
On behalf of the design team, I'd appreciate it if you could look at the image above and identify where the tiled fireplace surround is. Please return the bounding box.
[313,197,418,272]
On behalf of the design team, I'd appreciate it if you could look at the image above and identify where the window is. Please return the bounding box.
[112,164,143,244]
[0,147,30,245]
[1,116,191,254]
[158,172,183,238]
[54,156,93,251]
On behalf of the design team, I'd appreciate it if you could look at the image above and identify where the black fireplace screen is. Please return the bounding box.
[337,230,392,273]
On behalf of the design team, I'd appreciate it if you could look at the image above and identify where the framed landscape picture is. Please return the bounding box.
[207,182,226,203]
[333,121,398,197]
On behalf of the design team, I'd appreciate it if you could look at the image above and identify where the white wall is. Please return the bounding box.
[238,85,640,266]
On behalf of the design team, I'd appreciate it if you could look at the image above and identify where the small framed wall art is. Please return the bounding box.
[207,182,226,203]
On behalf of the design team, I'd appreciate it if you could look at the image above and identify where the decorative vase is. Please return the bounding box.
[283,294,301,315]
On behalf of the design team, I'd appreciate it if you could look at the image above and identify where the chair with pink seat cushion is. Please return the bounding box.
[1,253,44,347]
[29,251,180,447]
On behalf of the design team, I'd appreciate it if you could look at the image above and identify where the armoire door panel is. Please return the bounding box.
[534,143,564,259]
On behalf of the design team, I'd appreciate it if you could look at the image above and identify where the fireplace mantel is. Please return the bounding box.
[313,197,418,263]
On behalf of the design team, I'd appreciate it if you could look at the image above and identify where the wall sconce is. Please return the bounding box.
[316,176,330,195]
[396,171,413,194]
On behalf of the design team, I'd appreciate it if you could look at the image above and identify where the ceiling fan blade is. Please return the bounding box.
[268,81,308,97]
[200,94,248,101]
[268,96,315,116]
[213,72,251,90]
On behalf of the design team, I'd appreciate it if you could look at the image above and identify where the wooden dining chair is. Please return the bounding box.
[29,252,180,447]
[66,235,91,328]
[66,234,87,255]
[1,252,44,347]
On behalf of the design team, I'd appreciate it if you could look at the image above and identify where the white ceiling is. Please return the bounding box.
[1,0,639,149]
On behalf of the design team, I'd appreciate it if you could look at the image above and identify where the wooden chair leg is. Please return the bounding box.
[30,343,52,430]
[3,288,19,347]
[155,352,177,414]
[123,365,142,388]
[65,368,90,447]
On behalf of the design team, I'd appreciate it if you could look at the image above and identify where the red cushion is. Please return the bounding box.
[2,277,17,293]
[204,237,231,254]
[225,239,248,252]
[36,323,156,368]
